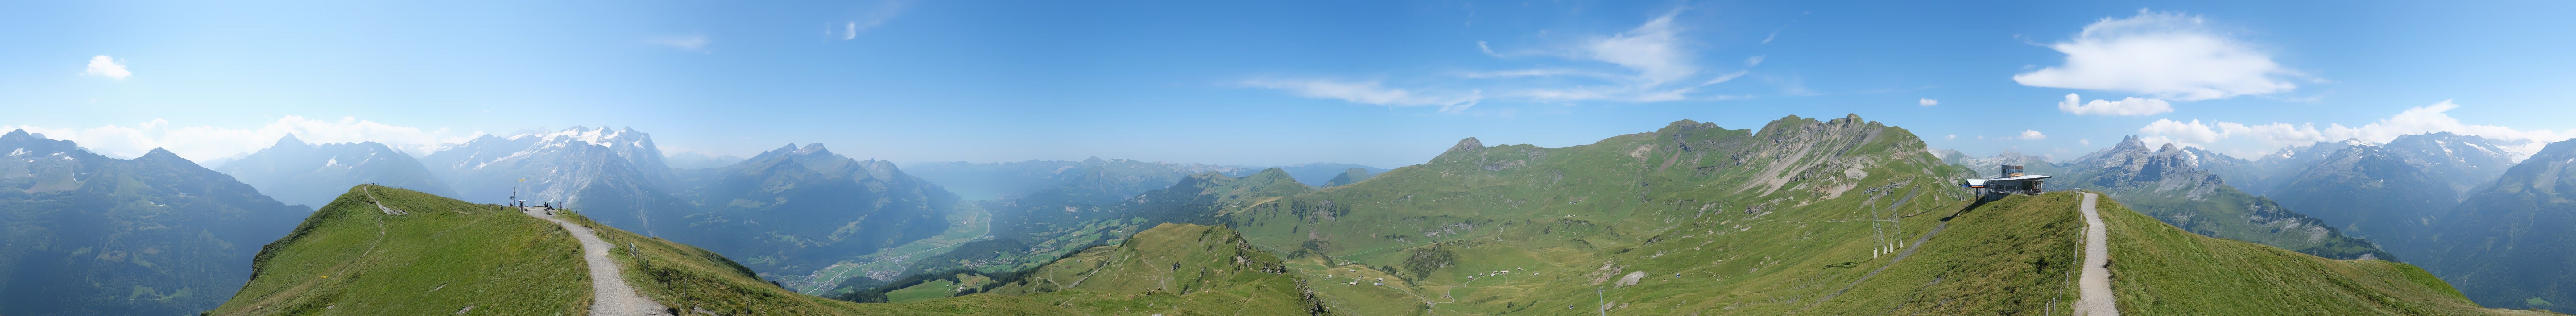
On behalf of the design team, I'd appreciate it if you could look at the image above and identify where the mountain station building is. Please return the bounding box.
[1962,165,2049,196]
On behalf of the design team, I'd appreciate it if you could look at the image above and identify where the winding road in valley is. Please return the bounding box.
[2074,192,2119,316]
[523,207,674,316]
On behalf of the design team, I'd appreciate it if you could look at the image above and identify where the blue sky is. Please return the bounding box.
[6,0,2574,167]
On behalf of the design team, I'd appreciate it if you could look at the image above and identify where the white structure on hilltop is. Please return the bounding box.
[1962,165,2050,197]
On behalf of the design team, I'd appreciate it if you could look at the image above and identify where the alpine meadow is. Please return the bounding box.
[8,1,2576,315]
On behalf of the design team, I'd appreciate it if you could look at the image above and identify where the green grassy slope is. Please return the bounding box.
[981,223,1320,316]
[209,186,590,316]
[214,185,1310,315]
[2055,138,2392,260]
[2096,192,2551,315]
[1188,117,2525,315]
[1217,116,2005,315]
[2095,184,2395,260]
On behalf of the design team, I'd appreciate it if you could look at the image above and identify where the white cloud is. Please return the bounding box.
[828,0,908,40]
[2019,130,2048,140]
[2057,93,2173,116]
[1259,9,1749,109]
[2013,10,2298,101]
[1945,134,1957,140]
[1918,98,1938,106]
[1244,79,1482,113]
[649,34,709,51]
[4,116,482,161]
[2135,100,2576,158]
[2079,139,2091,146]
[84,55,131,80]
[1745,55,1765,67]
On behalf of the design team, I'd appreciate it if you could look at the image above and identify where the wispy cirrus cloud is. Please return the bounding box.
[1251,9,1755,112]
[826,0,909,40]
[1241,79,1482,113]
[648,34,710,52]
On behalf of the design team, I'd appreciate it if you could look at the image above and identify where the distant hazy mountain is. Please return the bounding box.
[1269,162,1388,186]
[2056,136,2392,260]
[664,143,959,281]
[904,158,1258,200]
[213,135,457,207]
[2266,144,2458,249]
[1322,167,1373,187]
[665,151,747,169]
[0,130,308,316]
[2376,132,2523,196]
[2421,139,2576,312]
[417,126,686,231]
[1932,149,2063,178]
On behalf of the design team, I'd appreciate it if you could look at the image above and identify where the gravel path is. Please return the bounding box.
[2074,192,2120,316]
[524,207,674,316]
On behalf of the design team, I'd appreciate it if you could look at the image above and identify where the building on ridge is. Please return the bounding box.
[1962,165,2049,197]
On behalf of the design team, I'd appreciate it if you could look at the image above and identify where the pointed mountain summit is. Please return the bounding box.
[2057,136,2392,260]
[215,135,457,207]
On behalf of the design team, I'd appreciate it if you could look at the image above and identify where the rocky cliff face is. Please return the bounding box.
[0,130,308,316]
[214,135,456,208]
[2062,138,2227,199]
[2059,136,2392,260]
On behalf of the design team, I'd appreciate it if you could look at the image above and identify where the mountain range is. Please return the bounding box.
[5,117,2571,314]
[213,135,456,208]
[0,130,309,316]
[2051,136,2392,260]
[662,143,960,286]
[2421,139,2576,311]
[1944,131,2572,312]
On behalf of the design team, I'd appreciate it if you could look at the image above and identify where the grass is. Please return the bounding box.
[982,223,1318,316]
[208,185,590,316]
[785,202,994,294]
[2095,193,2553,315]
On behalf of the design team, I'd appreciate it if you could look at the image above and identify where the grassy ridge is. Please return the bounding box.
[2097,192,2551,315]
[213,184,1313,315]
[576,207,1078,316]
[209,186,589,316]
[982,223,1318,316]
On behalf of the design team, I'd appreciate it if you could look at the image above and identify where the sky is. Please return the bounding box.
[6,0,2576,168]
